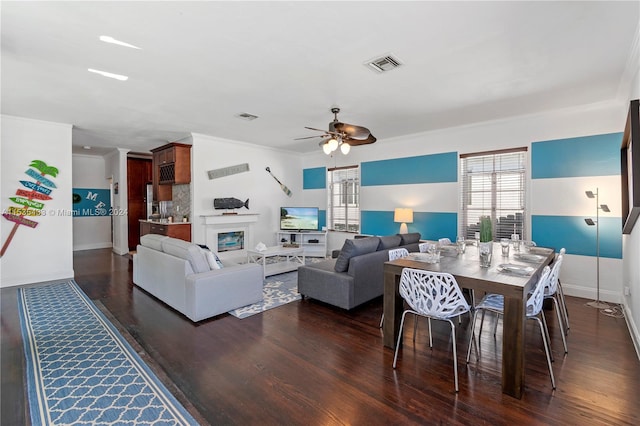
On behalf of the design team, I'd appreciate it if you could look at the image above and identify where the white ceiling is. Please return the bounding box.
[2,1,639,156]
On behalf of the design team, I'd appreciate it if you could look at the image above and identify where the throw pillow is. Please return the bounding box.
[378,235,402,250]
[199,246,224,270]
[398,232,421,245]
[334,236,381,272]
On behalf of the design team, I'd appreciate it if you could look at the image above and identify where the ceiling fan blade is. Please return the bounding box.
[334,122,371,140]
[294,135,324,140]
[346,134,377,146]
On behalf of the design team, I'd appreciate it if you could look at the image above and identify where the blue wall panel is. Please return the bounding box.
[318,209,326,229]
[531,133,622,179]
[361,210,457,240]
[361,152,458,186]
[303,167,326,189]
[532,215,622,259]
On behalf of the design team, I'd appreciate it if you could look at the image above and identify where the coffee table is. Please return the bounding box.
[246,245,305,279]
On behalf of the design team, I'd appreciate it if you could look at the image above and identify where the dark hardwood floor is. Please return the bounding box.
[3,248,640,425]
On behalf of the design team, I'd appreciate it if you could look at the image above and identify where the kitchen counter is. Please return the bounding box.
[140,219,191,225]
[140,220,191,242]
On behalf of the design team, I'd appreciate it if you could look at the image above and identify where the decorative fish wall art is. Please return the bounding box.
[214,198,249,212]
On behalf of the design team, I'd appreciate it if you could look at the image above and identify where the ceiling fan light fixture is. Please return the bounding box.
[322,142,332,155]
[327,138,339,152]
[340,142,351,155]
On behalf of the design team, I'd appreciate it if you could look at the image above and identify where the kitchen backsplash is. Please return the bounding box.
[172,184,191,222]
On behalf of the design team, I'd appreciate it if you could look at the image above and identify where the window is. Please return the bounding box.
[460,148,527,241]
[327,165,360,232]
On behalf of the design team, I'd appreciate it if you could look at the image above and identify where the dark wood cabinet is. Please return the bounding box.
[151,142,191,201]
[127,157,152,251]
[140,221,191,242]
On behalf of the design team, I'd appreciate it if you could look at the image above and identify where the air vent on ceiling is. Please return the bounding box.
[235,112,259,121]
[365,54,403,73]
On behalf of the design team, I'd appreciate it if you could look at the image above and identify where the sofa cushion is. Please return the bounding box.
[378,235,402,250]
[204,249,224,270]
[161,238,210,273]
[398,232,421,245]
[334,236,380,272]
[140,233,169,251]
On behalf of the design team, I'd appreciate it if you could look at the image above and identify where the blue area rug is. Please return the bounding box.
[228,270,301,319]
[18,280,197,425]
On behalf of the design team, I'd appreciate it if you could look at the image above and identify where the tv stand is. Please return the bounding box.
[276,230,327,257]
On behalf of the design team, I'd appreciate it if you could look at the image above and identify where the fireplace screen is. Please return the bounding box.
[217,231,244,252]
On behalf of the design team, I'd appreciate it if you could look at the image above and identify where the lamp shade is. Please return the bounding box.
[394,208,413,224]
[340,142,351,154]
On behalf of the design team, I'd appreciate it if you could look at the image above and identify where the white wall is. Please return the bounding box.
[622,34,640,357]
[104,148,129,255]
[72,154,112,250]
[302,101,629,303]
[191,133,303,254]
[1,115,74,287]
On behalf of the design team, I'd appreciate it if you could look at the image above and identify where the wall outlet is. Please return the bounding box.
[624,286,631,296]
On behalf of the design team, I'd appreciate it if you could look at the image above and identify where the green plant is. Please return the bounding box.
[480,216,492,242]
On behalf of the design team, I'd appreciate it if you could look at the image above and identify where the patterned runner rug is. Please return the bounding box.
[228,270,301,319]
[18,280,197,425]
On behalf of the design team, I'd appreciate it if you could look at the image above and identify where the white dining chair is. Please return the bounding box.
[393,268,471,392]
[379,248,410,328]
[554,248,570,333]
[541,250,568,354]
[466,265,556,389]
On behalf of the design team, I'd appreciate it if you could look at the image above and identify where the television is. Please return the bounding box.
[280,207,319,231]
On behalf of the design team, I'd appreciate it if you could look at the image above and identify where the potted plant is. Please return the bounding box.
[479,216,493,267]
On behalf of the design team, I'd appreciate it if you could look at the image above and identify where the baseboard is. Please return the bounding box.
[73,242,113,251]
[623,304,640,360]
[0,272,74,288]
[560,281,624,304]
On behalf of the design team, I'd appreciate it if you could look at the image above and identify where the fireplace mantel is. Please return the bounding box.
[201,214,259,225]
[200,214,259,260]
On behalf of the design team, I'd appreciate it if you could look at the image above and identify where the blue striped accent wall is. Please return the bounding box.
[531,133,622,179]
[532,215,622,259]
[303,167,326,189]
[361,210,457,240]
[361,152,457,186]
[318,209,326,229]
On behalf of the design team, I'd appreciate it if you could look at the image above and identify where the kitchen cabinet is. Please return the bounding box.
[151,142,191,201]
[140,220,191,242]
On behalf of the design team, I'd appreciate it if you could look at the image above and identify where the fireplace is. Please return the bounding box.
[201,214,259,260]
[217,231,244,252]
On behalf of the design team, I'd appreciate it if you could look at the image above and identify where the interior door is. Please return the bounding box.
[127,157,152,251]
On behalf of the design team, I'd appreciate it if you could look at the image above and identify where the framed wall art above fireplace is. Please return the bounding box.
[621,99,639,234]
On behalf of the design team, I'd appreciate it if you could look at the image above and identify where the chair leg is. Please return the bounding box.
[393,311,410,368]
[448,319,459,392]
[531,315,556,389]
[379,312,384,328]
[557,281,570,332]
[540,308,554,363]
[466,309,481,363]
[552,297,568,354]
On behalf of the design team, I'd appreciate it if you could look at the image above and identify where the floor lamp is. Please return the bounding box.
[585,188,610,309]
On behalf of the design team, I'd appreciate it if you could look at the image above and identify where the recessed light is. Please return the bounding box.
[83,146,92,150]
[88,68,128,81]
[99,35,141,50]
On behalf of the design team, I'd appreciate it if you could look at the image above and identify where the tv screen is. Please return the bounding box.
[280,207,319,231]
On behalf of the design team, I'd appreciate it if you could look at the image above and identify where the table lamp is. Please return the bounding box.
[394,208,413,234]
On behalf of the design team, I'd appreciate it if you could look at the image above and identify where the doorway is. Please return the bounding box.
[127,156,152,251]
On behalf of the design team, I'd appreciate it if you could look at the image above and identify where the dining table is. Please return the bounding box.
[382,242,555,399]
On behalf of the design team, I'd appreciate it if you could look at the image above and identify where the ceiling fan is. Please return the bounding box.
[295,107,376,154]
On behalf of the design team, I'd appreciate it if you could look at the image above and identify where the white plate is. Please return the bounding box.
[513,253,545,263]
[497,263,534,276]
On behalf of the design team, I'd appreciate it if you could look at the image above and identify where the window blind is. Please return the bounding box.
[327,166,360,232]
[460,149,527,241]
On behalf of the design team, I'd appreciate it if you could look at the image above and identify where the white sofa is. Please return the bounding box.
[133,234,263,322]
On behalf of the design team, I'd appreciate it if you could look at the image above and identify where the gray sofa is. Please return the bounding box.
[133,234,263,321]
[298,233,421,310]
